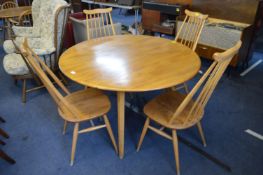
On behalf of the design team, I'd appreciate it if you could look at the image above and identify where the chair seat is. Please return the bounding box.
[3,40,16,54]
[3,39,56,55]
[3,53,29,75]
[144,91,204,129]
[58,88,111,122]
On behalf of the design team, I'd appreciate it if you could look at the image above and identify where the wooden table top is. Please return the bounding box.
[0,6,31,18]
[59,35,201,92]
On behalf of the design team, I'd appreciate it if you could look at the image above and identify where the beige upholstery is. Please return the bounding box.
[3,53,29,75]
[3,0,68,56]
[2,0,69,76]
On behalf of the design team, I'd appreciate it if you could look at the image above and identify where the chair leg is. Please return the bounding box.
[183,83,189,93]
[58,71,68,85]
[0,139,6,145]
[172,130,180,175]
[196,122,207,147]
[89,120,95,127]
[0,116,5,123]
[3,19,6,40]
[22,79,27,103]
[0,150,16,164]
[103,115,118,153]
[63,120,67,135]
[0,128,9,138]
[14,79,18,86]
[70,123,79,166]
[136,117,150,152]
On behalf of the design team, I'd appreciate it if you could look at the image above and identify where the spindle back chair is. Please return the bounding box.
[18,9,32,26]
[83,7,116,40]
[137,41,242,175]
[21,39,117,166]
[175,9,208,51]
[174,9,208,93]
[2,1,17,9]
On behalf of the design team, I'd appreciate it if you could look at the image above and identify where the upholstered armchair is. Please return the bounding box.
[4,0,68,56]
[2,0,70,102]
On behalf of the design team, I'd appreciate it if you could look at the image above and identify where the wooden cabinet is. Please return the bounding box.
[191,0,259,68]
[142,0,191,33]
[196,44,239,67]
[142,9,160,31]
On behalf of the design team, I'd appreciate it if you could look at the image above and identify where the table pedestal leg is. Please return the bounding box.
[117,91,125,159]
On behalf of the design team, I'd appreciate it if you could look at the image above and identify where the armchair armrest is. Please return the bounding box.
[8,18,19,25]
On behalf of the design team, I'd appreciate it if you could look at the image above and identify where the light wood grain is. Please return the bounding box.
[174,9,207,93]
[59,35,201,159]
[117,91,125,158]
[137,41,242,174]
[1,1,17,9]
[175,9,208,53]
[59,35,201,92]
[0,6,31,18]
[83,7,116,40]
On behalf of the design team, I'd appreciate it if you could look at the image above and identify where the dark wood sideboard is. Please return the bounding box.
[142,0,260,67]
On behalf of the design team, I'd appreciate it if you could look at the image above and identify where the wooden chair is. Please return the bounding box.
[137,41,242,175]
[5,5,70,103]
[9,9,32,27]
[175,10,208,51]
[20,39,118,166]
[83,7,116,40]
[1,0,18,39]
[174,9,208,93]
[1,1,17,9]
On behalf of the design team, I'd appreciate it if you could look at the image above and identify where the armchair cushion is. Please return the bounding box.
[3,53,29,75]
[3,40,16,54]
[3,38,55,56]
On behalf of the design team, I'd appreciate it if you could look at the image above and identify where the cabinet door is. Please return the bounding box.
[142,9,161,31]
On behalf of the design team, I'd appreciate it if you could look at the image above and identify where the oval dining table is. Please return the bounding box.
[59,35,201,159]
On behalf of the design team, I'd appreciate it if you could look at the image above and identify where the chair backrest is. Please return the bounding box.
[18,9,32,26]
[20,39,81,120]
[169,41,242,125]
[36,0,68,50]
[83,7,116,40]
[175,9,208,51]
[54,4,71,62]
[2,1,17,9]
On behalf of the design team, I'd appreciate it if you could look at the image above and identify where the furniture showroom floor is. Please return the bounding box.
[0,10,263,175]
